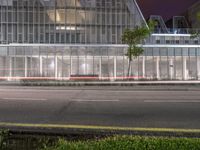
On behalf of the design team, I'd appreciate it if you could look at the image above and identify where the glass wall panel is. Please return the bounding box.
[138,56,144,79]
[0,56,9,77]
[77,47,86,75]
[174,48,183,80]
[40,47,48,77]
[85,47,94,75]
[78,57,85,75]
[152,57,158,79]
[62,47,71,77]
[62,57,70,78]
[93,57,100,76]
[101,57,109,78]
[160,56,168,79]
[188,56,197,80]
[145,56,154,79]
[57,55,63,78]
[131,58,139,79]
[168,57,175,80]
[0,0,144,44]
[187,48,197,80]
[175,57,183,80]
[159,48,168,79]
[85,57,94,75]
[13,57,25,77]
[0,47,8,77]
[116,56,124,78]
[48,55,56,77]
[27,57,39,77]
[108,57,114,79]
[71,57,78,75]
[123,58,129,78]
[1,45,200,81]
[145,48,154,79]
[93,47,101,77]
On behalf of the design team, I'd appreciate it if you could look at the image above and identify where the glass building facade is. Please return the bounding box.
[0,0,200,81]
[0,0,144,44]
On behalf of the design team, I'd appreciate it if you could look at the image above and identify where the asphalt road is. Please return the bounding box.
[0,86,200,129]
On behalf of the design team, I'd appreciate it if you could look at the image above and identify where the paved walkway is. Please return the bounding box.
[1,80,200,86]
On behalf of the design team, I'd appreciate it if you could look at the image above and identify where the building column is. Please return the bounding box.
[70,57,73,76]
[197,56,200,80]
[39,56,43,76]
[84,56,86,75]
[99,57,102,79]
[55,56,58,78]
[9,57,12,80]
[169,59,174,80]
[183,57,187,80]
[156,57,160,80]
[142,56,146,78]
[114,57,117,80]
[25,57,28,78]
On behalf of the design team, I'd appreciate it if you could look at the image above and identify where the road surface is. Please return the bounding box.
[0,86,200,129]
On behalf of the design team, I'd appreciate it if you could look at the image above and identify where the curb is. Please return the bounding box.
[1,81,200,86]
[1,122,200,138]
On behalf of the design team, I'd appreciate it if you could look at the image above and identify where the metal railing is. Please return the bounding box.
[153,28,200,35]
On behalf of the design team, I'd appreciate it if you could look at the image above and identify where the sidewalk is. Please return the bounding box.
[0,80,200,85]
[1,80,200,86]
[1,80,200,91]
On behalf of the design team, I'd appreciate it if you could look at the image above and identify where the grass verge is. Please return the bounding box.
[43,135,200,150]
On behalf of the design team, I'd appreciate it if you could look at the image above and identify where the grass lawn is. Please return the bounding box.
[43,135,200,150]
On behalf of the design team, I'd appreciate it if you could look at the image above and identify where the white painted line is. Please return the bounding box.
[1,98,47,101]
[144,100,200,103]
[71,99,120,102]
[0,89,82,92]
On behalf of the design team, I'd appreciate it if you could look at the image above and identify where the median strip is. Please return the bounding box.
[0,122,200,134]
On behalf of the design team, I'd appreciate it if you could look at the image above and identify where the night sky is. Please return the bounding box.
[137,0,199,21]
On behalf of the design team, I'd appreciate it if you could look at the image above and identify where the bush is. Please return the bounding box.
[0,130,9,150]
[42,135,200,150]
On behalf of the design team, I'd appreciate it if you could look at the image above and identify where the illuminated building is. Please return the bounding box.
[0,0,199,80]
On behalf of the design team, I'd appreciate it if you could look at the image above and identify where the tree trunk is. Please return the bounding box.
[127,60,131,78]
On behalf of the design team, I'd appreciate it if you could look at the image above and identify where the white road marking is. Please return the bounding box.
[144,100,200,103]
[1,98,47,101]
[71,99,120,102]
[0,89,82,92]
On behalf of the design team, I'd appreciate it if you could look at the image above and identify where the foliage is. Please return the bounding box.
[197,11,200,21]
[122,21,155,58]
[190,11,200,39]
[122,21,155,76]
[0,130,56,150]
[0,129,9,150]
[42,135,200,150]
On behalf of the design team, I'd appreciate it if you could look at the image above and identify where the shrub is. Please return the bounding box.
[42,135,200,150]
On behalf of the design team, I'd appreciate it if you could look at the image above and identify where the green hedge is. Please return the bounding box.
[43,135,200,150]
[0,130,9,150]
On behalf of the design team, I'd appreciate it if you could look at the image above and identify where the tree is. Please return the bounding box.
[188,10,200,38]
[122,21,155,77]
[191,11,200,39]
